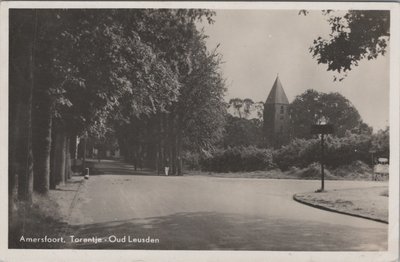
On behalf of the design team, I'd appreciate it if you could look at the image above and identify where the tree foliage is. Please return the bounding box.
[9,9,225,205]
[40,10,181,137]
[305,10,390,80]
[110,9,227,173]
[228,97,257,119]
[289,89,372,139]
[371,127,389,159]
[229,98,244,118]
[221,115,263,148]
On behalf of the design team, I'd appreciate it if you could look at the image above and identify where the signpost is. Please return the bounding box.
[369,149,376,180]
[311,123,334,192]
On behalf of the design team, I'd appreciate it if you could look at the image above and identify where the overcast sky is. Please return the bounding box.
[199,10,390,131]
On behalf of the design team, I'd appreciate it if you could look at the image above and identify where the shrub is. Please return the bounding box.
[273,132,379,170]
[300,162,332,179]
[324,132,372,168]
[200,146,274,172]
[331,160,372,179]
[273,138,319,170]
[182,151,201,170]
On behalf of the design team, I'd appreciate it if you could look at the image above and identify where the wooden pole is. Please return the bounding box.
[321,134,325,191]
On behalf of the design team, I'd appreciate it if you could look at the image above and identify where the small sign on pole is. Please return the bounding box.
[311,124,334,135]
[310,123,334,192]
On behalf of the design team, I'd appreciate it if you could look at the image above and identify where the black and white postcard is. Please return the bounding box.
[0,1,399,262]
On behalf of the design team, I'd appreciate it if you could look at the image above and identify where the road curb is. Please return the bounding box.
[293,194,388,224]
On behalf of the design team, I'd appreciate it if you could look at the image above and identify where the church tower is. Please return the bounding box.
[263,75,290,148]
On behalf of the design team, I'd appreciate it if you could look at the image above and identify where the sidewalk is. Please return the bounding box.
[49,175,85,223]
[293,186,388,223]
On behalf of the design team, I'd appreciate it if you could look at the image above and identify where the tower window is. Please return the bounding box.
[280,105,284,114]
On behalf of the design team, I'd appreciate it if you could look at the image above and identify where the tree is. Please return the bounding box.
[228,98,256,119]
[229,98,244,118]
[9,10,36,203]
[221,115,263,148]
[9,9,224,208]
[305,10,390,80]
[10,9,183,197]
[112,9,226,175]
[253,101,264,120]
[48,10,182,185]
[9,9,38,246]
[371,127,389,159]
[289,89,371,139]
[242,98,254,119]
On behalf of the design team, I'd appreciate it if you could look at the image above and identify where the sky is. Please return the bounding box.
[199,10,390,131]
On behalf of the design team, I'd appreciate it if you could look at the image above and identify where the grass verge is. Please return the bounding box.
[293,186,388,223]
[9,176,83,249]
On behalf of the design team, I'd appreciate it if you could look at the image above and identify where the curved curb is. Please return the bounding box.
[293,194,388,224]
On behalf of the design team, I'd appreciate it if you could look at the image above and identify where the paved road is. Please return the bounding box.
[68,160,388,250]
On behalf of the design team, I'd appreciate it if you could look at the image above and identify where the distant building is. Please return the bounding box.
[263,75,290,148]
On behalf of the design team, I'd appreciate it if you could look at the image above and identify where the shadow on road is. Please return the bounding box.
[85,160,161,177]
[68,211,387,251]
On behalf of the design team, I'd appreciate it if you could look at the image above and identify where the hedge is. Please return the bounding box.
[200,146,274,172]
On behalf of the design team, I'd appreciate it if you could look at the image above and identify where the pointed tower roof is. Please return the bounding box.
[265,75,289,104]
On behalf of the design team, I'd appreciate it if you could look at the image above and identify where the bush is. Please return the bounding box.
[182,151,201,170]
[273,138,320,170]
[200,146,274,172]
[324,132,372,168]
[331,160,372,178]
[273,132,380,170]
[300,162,332,179]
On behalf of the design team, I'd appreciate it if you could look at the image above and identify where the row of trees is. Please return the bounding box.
[9,10,226,212]
[112,10,226,176]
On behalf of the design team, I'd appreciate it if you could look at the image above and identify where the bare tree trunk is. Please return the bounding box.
[160,114,166,173]
[69,135,78,171]
[171,135,176,175]
[82,136,87,171]
[156,143,160,175]
[65,137,71,180]
[13,10,37,202]
[70,135,78,160]
[169,146,173,176]
[16,104,34,202]
[8,10,39,247]
[49,125,57,189]
[177,133,183,176]
[8,106,19,213]
[32,94,52,194]
[54,131,66,185]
